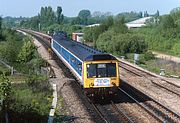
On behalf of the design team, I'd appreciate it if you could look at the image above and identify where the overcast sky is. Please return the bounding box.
[0,0,180,17]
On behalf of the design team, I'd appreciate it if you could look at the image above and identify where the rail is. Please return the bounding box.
[120,82,180,123]
[119,59,180,88]
[119,62,180,97]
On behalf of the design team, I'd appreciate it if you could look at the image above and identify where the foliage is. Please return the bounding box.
[113,16,128,34]
[2,16,28,28]
[78,10,91,19]
[44,23,83,38]
[78,10,91,25]
[20,6,64,30]
[96,30,148,56]
[0,64,11,76]
[0,17,2,40]
[160,15,176,29]
[0,74,12,123]
[0,28,51,123]
[9,83,52,123]
[83,16,115,43]
[0,74,11,101]
[117,11,142,22]
[132,8,180,57]
[26,74,50,92]
[172,42,180,56]
[144,51,155,61]
[83,27,94,42]
[17,39,36,63]
[56,6,64,24]
[0,29,23,63]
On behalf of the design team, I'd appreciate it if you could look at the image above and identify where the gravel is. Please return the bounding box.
[120,67,180,115]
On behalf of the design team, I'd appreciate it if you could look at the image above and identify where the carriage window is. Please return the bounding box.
[87,63,116,78]
[71,58,75,63]
[78,63,82,71]
[107,63,116,77]
[87,64,96,78]
[97,64,106,77]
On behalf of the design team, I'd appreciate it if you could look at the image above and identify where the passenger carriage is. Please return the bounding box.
[51,32,120,96]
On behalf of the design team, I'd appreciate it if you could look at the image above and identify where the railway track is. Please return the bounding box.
[23,30,180,122]
[24,30,135,123]
[121,82,180,123]
[119,61,180,97]
[72,72,134,123]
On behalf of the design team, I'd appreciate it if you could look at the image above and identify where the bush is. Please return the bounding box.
[26,74,51,92]
[0,64,11,76]
[9,83,52,123]
[144,51,155,61]
[0,69,11,76]
[96,31,148,56]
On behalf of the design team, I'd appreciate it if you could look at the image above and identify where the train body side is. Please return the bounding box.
[51,39,84,84]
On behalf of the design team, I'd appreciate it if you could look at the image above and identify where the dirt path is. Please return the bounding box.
[153,51,180,63]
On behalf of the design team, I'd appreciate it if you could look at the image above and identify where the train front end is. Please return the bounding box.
[83,54,120,96]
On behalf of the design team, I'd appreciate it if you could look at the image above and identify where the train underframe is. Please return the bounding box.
[84,86,118,97]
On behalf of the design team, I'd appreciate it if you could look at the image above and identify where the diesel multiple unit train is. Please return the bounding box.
[21,29,120,96]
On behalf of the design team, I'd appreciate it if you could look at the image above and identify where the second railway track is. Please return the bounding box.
[119,61,180,97]
[121,82,180,123]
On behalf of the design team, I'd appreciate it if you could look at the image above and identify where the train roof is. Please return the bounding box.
[52,33,116,61]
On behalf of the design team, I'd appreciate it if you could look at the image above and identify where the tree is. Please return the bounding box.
[161,15,176,29]
[117,11,142,22]
[104,16,114,27]
[155,10,160,17]
[83,27,94,42]
[38,6,56,27]
[113,16,128,34]
[18,39,36,63]
[139,11,143,18]
[56,6,63,24]
[0,74,11,123]
[0,17,2,40]
[30,16,40,30]
[144,11,149,17]
[129,35,148,54]
[0,40,18,62]
[92,11,102,17]
[71,17,81,25]
[40,7,45,18]
[78,10,91,25]
[0,17,2,30]
[0,74,11,104]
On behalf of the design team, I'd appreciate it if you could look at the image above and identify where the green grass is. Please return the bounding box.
[126,53,180,77]
[8,75,27,83]
[140,59,180,77]
[8,81,53,122]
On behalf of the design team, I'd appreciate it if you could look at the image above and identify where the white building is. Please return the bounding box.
[125,17,153,29]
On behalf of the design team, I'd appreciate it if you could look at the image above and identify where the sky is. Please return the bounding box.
[0,0,180,17]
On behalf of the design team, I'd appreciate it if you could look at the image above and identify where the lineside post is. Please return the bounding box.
[48,48,52,59]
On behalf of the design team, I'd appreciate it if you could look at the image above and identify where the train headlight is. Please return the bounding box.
[90,83,94,87]
[112,82,116,86]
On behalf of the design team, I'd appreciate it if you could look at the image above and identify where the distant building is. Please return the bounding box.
[86,24,100,27]
[125,17,153,29]
[72,33,84,42]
